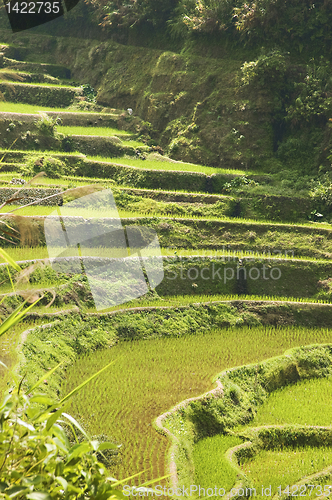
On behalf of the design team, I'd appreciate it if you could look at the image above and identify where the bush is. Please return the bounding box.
[310,172,332,207]
[23,156,67,178]
[81,84,97,103]
[35,112,59,137]
[286,58,332,125]
[240,50,288,88]
[222,175,258,193]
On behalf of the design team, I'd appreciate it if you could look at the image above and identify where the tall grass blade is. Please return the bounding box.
[0,298,40,337]
[29,362,63,393]
[0,248,21,272]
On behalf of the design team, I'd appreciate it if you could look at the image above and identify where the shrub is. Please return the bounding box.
[81,84,97,103]
[35,112,59,137]
[62,136,74,152]
[240,49,288,88]
[310,172,332,207]
[222,175,258,193]
[286,58,332,125]
[23,156,67,178]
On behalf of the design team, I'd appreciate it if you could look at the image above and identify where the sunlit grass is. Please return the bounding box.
[0,102,109,113]
[62,326,332,484]
[241,446,332,498]
[245,377,332,427]
[0,245,327,267]
[194,435,244,493]
[1,202,331,230]
[58,126,133,137]
[88,155,250,176]
[0,80,78,89]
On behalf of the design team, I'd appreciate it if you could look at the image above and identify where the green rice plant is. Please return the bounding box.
[0,102,106,113]
[35,112,59,137]
[194,435,243,492]
[245,377,332,428]
[0,80,79,89]
[61,326,332,484]
[0,245,327,266]
[241,446,332,498]
[58,126,133,137]
[0,318,41,396]
[1,204,331,238]
[88,155,250,176]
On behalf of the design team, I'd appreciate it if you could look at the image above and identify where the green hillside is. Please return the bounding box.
[0,1,332,497]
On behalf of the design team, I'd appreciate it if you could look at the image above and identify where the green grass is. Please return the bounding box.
[0,244,328,269]
[246,377,332,427]
[2,203,331,232]
[57,126,133,137]
[194,435,243,493]
[61,326,332,483]
[0,80,78,89]
[88,155,251,176]
[86,294,331,313]
[0,173,114,188]
[0,203,237,220]
[241,446,332,498]
[0,102,108,113]
[0,318,44,396]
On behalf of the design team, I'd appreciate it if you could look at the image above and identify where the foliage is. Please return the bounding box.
[286,58,332,125]
[276,128,323,173]
[222,175,258,193]
[168,0,235,37]
[309,172,332,207]
[233,0,332,50]
[240,50,288,88]
[22,156,67,179]
[84,0,179,28]
[81,84,97,103]
[0,369,125,499]
[34,113,60,137]
[84,0,332,53]
[0,253,122,498]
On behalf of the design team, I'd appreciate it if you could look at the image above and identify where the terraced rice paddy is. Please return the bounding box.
[193,367,332,497]
[0,102,118,113]
[1,32,332,497]
[58,126,133,137]
[246,376,332,427]
[88,155,252,176]
[194,435,243,492]
[241,446,332,498]
[61,326,332,483]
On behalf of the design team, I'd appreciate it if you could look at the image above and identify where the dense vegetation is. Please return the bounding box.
[84,0,332,52]
[1,1,332,497]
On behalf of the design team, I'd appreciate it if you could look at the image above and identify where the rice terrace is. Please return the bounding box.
[1,0,332,498]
